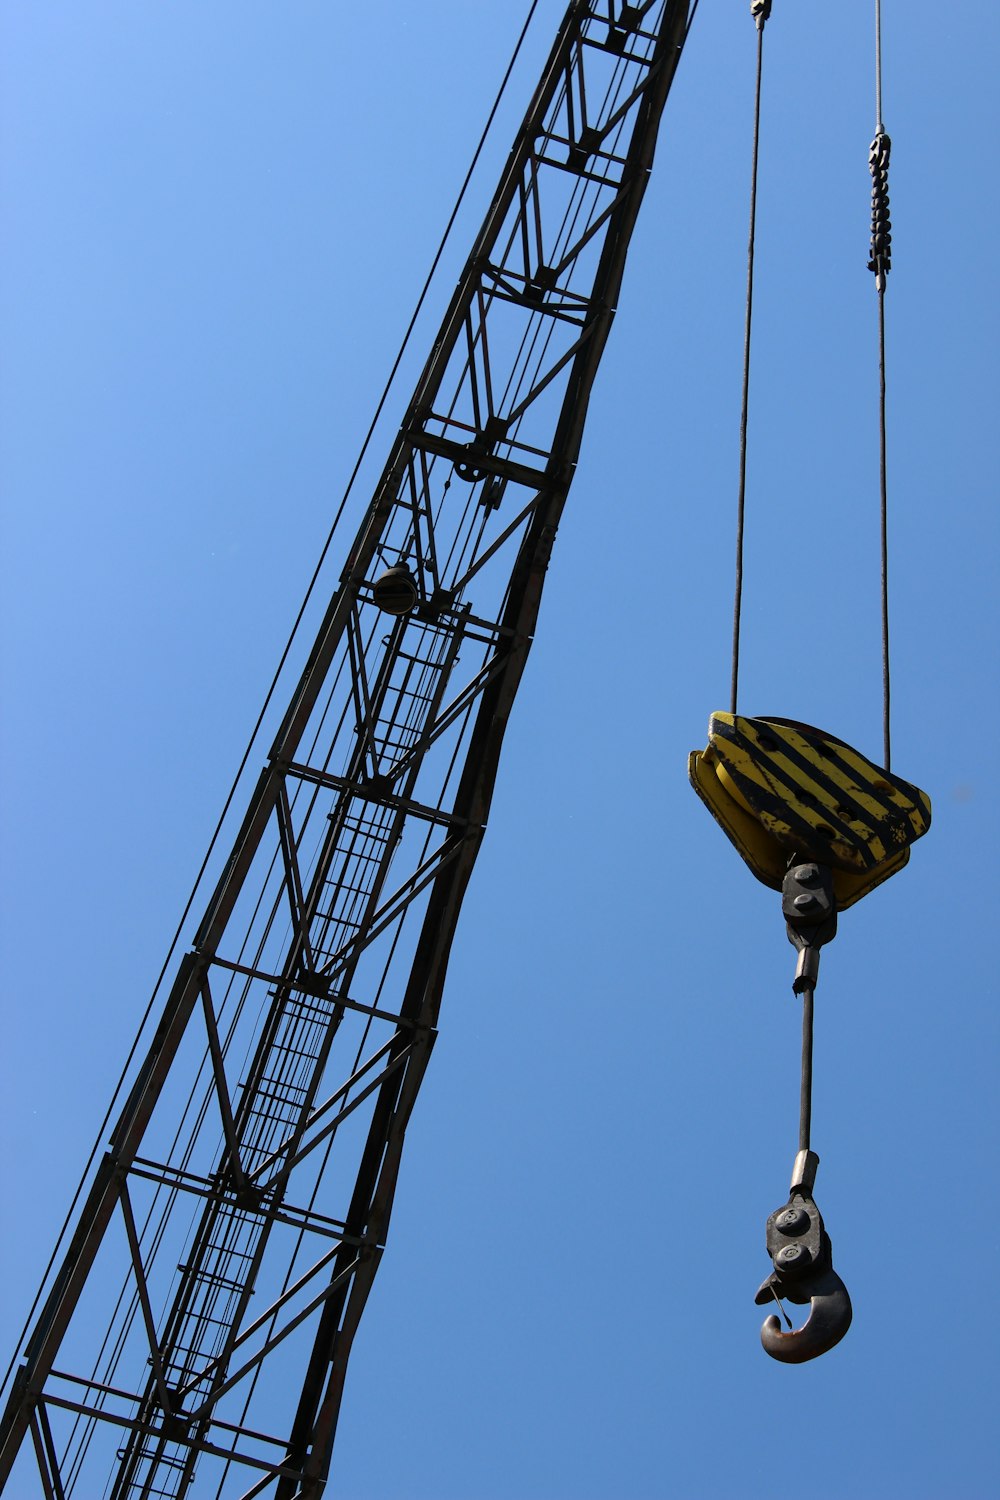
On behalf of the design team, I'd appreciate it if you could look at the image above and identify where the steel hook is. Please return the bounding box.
[756,1265,853,1364]
[754,1176,852,1364]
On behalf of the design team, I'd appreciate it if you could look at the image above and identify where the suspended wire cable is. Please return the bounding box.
[869,0,892,768]
[874,0,884,133]
[80,49,611,1452]
[27,8,683,1488]
[876,264,890,769]
[730,2,770,716]
[181,44,646,1459]
[1,0,544,1409]
[799,985,814,1154]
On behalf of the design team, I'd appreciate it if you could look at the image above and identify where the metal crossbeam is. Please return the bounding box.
[0,4,691,1495]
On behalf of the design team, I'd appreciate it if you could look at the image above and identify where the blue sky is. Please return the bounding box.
[1,4,997,1497]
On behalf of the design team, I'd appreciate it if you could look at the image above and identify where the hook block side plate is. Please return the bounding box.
[689,713,930,909]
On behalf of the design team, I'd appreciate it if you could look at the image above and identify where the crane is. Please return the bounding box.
[0,4,696,1494]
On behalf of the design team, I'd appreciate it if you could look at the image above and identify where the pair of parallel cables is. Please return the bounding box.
[730,0,895,771]
[704,5,917,1359]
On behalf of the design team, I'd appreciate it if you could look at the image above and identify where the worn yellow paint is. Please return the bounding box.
[689,713,930,911]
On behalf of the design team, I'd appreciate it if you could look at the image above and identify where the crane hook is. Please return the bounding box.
[756,1264,853,1364]
[754,1155,852,1364]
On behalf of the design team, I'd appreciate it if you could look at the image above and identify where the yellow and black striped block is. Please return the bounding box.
[689,713,931,910]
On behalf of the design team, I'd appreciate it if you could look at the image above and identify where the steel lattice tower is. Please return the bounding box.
[0,3,690,1494]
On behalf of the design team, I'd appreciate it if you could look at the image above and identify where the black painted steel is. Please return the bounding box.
[756,866,853,1363]
[0,3,691,1496]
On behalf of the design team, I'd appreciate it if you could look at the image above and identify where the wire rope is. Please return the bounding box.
[38,11,674,1489]
[872,0,892,769]
[877,273,890,769]
[874,0,884,134]
[67,16,695,1472]
[2,0,546,1414]
[799,986,814,1153]
[730,4,769,716]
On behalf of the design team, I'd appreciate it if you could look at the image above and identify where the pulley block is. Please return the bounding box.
[689,712,931,908]
[372,562,420,616]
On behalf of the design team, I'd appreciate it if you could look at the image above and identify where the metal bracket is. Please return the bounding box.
[782,861,836,994]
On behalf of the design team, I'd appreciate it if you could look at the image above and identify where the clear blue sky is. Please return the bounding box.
[1,4,997,1497]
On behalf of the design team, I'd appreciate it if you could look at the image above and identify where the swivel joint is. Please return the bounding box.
[782,860,836,994]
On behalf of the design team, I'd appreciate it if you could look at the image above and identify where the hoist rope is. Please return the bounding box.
[874,0,884,133]
[876,277,890,769]
[799,986,814,1153]
[871,0,892,770]
[729,2,770,716]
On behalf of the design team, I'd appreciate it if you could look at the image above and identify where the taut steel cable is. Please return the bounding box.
[730,1,771,716]
[870,0,893,768]
[0,0,545,1412]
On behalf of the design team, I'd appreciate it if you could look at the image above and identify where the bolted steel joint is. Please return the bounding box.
[776,1242,812,1270]
[775,1206,810,1236]
[782,862,837,977]
[763,1189,828,1288]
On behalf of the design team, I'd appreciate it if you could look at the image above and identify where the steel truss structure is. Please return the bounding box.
[1,3,690,1494]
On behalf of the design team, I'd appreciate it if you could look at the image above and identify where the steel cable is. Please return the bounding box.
[877,283,890,770]
[1,0,544,1426]
[730,5,769,715]
[799,986,814,1154]
[872,0,892,769]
